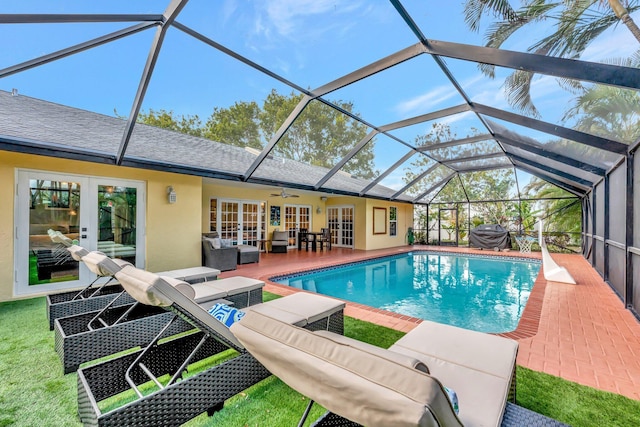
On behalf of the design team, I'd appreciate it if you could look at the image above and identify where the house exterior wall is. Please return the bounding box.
[363,198,413,250]
[0,152,202,302]
[202,183,413,251]
[202,182,327,237]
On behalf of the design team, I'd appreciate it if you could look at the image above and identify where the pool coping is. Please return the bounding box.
[260,248,546,339]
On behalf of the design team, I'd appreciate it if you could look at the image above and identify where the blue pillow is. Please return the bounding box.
[443,386,459,414]
[207,303,246,328]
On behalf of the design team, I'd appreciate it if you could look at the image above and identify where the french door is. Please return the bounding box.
[283,204,312,248]
[14,170,145,296]
[327,206,354,248]
[217,199,265,245]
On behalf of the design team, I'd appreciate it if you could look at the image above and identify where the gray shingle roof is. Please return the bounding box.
[0,90,400,199]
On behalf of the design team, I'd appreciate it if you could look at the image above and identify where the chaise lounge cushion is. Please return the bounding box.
[389,321,518,427]
[231,310,462,427]
[80,251,133,276]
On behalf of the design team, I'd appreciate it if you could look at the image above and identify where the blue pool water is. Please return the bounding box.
[273,252,541,333]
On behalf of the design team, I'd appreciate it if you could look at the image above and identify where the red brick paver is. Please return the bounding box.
[222,245,640,400]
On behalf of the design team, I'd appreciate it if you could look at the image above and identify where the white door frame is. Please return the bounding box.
[214,198,265,245]
[327,205,354,248]
[284,204,312,249]
[14,169,146,297]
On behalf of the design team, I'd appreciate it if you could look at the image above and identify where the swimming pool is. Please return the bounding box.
[272,251,541,333]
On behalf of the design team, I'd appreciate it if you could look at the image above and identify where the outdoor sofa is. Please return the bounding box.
[202,232,238,271]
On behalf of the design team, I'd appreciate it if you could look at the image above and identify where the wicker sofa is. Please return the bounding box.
[202,233,237,271]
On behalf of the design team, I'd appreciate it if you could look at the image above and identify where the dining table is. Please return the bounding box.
[298,231,323,252]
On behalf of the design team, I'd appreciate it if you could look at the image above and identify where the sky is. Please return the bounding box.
[1,0,638,196]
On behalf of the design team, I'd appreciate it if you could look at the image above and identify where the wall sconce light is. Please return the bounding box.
[167,185,177,204]
[316,206,322,214]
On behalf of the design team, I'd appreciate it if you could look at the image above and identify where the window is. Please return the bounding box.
[209,198,217,232]
[389,206,397,237]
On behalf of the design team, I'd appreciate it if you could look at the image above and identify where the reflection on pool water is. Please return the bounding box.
[273,251,541,333]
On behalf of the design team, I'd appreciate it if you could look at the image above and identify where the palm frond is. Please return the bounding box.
[599,49,640,67]
[463,0,520,32]
[530,3,640,57]
[504,70,541,118]
[556,77,585,95]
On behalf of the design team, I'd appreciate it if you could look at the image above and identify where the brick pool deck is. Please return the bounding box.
[222,245,640,401]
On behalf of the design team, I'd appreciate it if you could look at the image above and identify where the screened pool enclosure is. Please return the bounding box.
[0,1,639,318]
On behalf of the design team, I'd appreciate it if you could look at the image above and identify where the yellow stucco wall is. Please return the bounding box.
[362,199,413,250]
[0,152,202,302]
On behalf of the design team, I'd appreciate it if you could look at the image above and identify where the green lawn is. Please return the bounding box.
[1,295,639,427]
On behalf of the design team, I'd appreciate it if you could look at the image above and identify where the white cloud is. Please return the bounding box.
[258,0,363,38]
[395,85,458,116]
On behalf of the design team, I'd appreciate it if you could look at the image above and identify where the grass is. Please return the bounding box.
[1,295,639,427]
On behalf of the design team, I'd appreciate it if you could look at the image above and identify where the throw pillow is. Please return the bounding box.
[443,386,459,414]
[208,303,246,328]
[210,237,221,249]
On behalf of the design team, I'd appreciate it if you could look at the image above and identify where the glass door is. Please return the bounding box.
[327,205,354,248]
[95,180,145,264]
[15,170,145,296]
[219,200,239,243]
[284,204,312,248]
[217,199,264,245]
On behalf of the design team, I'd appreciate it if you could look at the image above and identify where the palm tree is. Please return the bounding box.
[463,0,640,117]
[562,52,640,141]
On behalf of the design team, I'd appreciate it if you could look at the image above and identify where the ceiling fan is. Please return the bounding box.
[270,188,300,198]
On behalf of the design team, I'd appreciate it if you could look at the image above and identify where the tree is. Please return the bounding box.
[463,0,640,117]
[137,109,203,137]
[523,177,582,246]
[562,51,640,141]
[136,90,377,179]
[204,101,262,149]
[261,90,376,179]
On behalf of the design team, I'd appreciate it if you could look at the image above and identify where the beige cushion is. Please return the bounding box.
[115,265,176,307]
[272,231,288,241]
[204,237,221,249]
[67,245,89,261]
[81,251,131,277]
[390,321,518,427]
[314,330,429,373]
[156,266,221,282]
[253,292,344,324]
[185,282,225,303]
[208,276,264,295]
[231,310,462,427]
[115,265,243,349]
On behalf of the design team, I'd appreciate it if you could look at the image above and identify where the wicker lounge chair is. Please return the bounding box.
[55,273,263,374]
[46,247,134,330]
[47,247,221,330]
[77,266,345,427]
[231,313,569,427]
